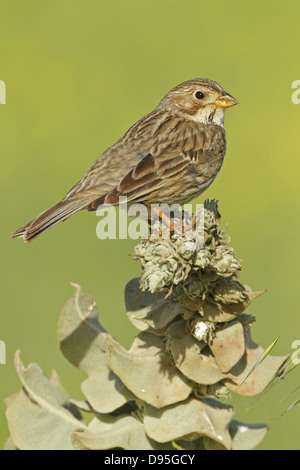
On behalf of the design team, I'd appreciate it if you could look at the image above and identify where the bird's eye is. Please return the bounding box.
[195,91,204,100]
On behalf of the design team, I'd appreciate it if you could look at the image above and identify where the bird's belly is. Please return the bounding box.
[176,175,216,205]
[140,152,225,207]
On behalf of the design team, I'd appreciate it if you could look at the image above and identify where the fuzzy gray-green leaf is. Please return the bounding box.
[5,351,85,450]
[144,397,234,448]
[225,330,288,396]
[107,333,192,408]
[229,420,268,450]
[72,414,173,450]
[125,277,187,331]
[166,321,228,385]
[57,283,134,413]
[209,321,245,373]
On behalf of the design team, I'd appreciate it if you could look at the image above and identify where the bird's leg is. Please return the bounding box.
[147,215,162,238]
[150,207,184,238]
[181,211,205,250]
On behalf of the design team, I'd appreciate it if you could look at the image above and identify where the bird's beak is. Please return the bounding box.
[213,93,239,108]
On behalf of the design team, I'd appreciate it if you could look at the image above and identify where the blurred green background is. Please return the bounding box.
[1,0,299,450]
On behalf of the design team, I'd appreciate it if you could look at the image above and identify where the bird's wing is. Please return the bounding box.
[86,121,225,210]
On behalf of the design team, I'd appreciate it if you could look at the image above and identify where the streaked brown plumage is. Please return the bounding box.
[13,78,238,242]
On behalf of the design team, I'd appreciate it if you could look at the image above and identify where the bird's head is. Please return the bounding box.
[159,78,238,126]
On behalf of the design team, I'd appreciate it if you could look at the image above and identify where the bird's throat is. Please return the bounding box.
[190,106,225,127]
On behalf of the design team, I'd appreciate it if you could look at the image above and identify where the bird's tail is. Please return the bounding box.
[12,197,92,242]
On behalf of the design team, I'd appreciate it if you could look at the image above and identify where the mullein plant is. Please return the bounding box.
[5,201,289,450]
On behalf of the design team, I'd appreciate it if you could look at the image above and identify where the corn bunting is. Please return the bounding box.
[13,78,238,242]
